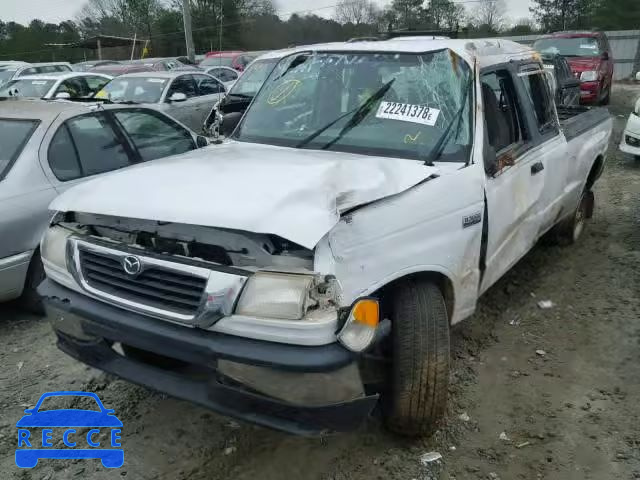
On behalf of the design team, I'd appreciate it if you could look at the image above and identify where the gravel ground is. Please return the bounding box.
[1,85,639,480]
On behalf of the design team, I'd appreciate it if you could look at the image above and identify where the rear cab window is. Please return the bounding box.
[0,119,40,180]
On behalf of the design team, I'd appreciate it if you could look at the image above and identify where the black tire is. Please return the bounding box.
[20,253,45,315]
[600,86,611,105]
[384,279,450,436]
[556,190,591,245]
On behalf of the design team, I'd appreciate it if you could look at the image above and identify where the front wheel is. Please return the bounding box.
[384,279,450,436]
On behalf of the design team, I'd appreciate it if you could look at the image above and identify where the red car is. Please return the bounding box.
[533,31,614,105]
[200,51,259,72]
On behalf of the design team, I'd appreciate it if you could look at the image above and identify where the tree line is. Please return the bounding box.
[0,0,637,63]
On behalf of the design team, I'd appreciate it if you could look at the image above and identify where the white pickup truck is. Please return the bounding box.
[39,38,612,436]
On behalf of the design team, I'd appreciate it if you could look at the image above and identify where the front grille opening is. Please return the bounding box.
[79,248,207,316]
[116,343,215,380]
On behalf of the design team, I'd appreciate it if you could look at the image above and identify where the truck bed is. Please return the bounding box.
[558,105,611,142]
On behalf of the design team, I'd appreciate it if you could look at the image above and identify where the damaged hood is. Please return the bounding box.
[51,142,438,248]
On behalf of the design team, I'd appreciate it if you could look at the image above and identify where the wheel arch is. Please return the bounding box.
[369,270,455,325]
[586,154,605,191]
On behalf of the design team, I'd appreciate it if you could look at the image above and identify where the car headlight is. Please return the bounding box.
[337,298,380,352]
[235,271,315,320]
[580,71,598,82]
[41,225,72,270]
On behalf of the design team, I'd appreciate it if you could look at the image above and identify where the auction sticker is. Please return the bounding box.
[376,102,440,126]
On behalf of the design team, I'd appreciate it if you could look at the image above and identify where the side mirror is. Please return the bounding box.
[560,77,581,89]
[196,135,209,148]
[55,92,71,100]
[220,111,242,137]
[601,51,610,61]
[169,92,187,102]
[635,71,640,82]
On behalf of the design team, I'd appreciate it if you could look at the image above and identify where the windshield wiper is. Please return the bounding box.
[295,79,395,150]
[423,76,473,166]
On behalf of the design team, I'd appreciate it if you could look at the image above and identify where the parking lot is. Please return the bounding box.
[0,83,637,480]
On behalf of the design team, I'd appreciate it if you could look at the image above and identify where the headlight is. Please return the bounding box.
[41,225,72,270]
[580,71,598,82]
[235,271,315,320]
[337,298,380,352]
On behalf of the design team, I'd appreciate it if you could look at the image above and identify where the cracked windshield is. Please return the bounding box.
[235,50,472,161]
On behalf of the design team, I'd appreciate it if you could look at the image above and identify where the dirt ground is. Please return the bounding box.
[1,85,639,480]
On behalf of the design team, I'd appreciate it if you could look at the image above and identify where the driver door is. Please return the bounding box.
[163,75,199,130]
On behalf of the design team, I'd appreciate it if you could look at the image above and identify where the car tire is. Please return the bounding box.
[384,279,450,437]
[20,252,45,316]
[556,190,592,245]
[601,86,611,105]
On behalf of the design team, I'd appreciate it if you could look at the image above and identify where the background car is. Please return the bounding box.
[73,60,121,72]
[89,63,155,76]
[122,58,194,71]
[97,71,226,132]
[0,99,209,311]
[0,72,112,100]
[541,53,582,107]
[620,92,640,160]
[533,31,614,105]
[204,49,291,135]
[202,66,239,89]
[0,62,72,87]
[200,51,259,72]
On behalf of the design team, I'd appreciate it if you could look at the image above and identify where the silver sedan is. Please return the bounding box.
[0,99,209,310]
[97,71,227,133]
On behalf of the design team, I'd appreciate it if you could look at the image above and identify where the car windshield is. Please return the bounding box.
[534,37,601,57]
[0,119,39,180]
[98,77,168,103]
[229,58,279,97]
[0,79,55,98]
[233,49,473,162]
[200,56,235,67]
[0,68,18,84]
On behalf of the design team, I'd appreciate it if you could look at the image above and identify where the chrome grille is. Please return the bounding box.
[79,248,207,316]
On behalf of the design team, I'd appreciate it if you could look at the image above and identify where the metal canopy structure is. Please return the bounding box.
[47,35,148,60]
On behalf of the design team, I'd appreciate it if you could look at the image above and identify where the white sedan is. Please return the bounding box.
[202,66,239,90]
[619,72,640,160]
[0,72,112,100]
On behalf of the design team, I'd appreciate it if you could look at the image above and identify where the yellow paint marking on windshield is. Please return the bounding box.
[95,90,108,99]
[267,79,301,105]
[404,132,421,144]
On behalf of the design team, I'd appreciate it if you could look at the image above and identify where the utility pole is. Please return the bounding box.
[182,0,196,63]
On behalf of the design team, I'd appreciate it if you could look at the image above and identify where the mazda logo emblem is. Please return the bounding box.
[122,256,142,276]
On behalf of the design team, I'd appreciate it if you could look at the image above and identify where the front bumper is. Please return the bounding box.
[40,279,378,436]
[579,81,600,104]
[620,115,640,156]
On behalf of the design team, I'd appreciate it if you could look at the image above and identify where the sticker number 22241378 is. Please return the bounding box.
[376,101,440,126]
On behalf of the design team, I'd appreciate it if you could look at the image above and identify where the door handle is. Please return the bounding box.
[531,162,545,175]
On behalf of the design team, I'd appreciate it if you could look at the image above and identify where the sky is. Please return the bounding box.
[1,0,534,26]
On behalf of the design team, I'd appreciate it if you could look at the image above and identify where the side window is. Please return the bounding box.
[114,109,196,161]
[167,75,197,99]
[194,75,225,95]
[19,68,36,76]
[56,65,72,72]
[85,76,110,94]
[211,68,237,82]
[57,77,89,97]
[48,125,82,181]
[39,66,58,74]
[481,70,527,154]
[66,113,131,176]
[521,70,557,134]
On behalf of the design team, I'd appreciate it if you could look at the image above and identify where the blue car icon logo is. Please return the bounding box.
[15,391,123,468]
